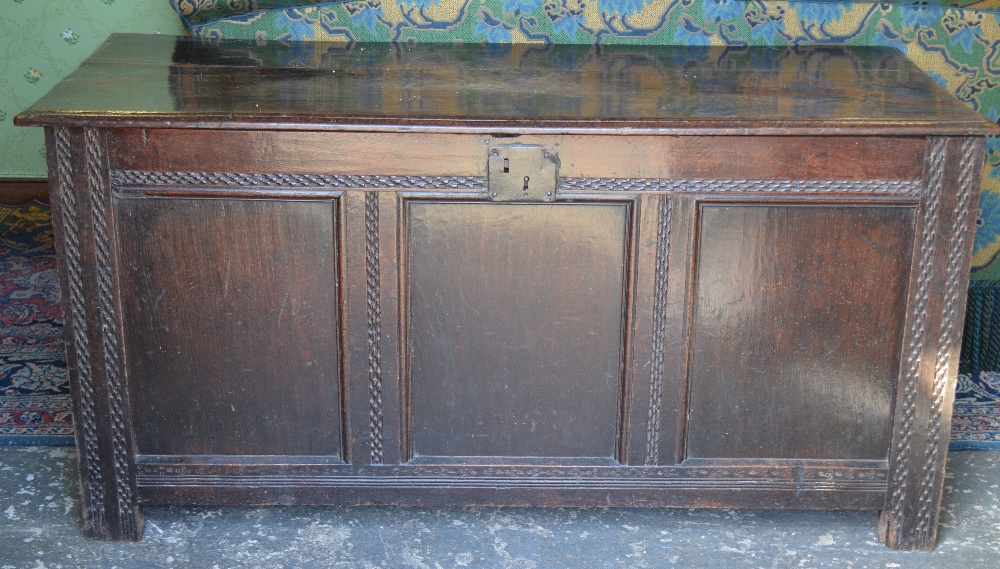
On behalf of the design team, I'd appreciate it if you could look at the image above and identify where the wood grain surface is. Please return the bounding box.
[116,197,343,457]
[15,34,997,135]
[685,203,915,461]
[107,130,927,181]
[406,201,629,459]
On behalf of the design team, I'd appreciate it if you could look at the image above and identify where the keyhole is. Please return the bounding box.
[503,158,509,173]
[522,176,530,193]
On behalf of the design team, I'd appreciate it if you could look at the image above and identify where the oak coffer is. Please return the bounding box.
[16,34,1000,550]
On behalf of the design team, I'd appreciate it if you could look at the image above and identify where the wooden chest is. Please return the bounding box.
[16,34,1000,549]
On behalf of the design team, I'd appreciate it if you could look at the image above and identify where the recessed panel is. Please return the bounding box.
[117,197,342,456]
[686,203,914,460]
[407,202,629,459]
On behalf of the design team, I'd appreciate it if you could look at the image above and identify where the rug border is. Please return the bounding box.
[0,435,74,446]
[949,440,1000,451]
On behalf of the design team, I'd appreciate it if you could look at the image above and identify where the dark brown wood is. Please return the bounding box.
[0,179,49,205]
[15,35,996,136]
[685,203,914,460]
[879,136,987,550]
[16,36,1000,550]
[132,456,888,510]
[115,197,343,456]
[106,130,927,182]
[43,127,142,541]
[405,201,630,459]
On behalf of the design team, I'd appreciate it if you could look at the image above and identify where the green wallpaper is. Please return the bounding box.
[0,0,184,179]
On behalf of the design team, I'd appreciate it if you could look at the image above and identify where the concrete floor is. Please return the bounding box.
[1,447,998,568]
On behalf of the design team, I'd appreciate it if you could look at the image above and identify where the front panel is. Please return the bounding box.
[405,201,631,460]
[116,197,343,457]
[91,130,938,519]
[685,203,916,460]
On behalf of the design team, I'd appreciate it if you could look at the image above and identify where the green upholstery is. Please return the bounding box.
[172,0,1000,276]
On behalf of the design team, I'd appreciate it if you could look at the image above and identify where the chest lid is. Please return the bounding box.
[15,33,999,136]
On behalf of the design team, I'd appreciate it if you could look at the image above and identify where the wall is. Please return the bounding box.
[0,0,184,179]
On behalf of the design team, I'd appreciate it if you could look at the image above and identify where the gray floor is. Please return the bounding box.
[1,447,998,568]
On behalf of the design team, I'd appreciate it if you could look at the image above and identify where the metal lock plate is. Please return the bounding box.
[488,145,558,202]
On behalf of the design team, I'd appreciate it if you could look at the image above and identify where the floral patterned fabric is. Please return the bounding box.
[174,0,1000,276]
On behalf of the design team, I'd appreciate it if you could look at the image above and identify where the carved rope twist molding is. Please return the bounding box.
[86,128,136,535]
[886,138,946,528]
[111,170,487,190]
[644,196,671,466]
[56,128,106,527]
[111,170,922,197]
[914,138,982,537]
[558,178,923,194]
[365,192,385,465]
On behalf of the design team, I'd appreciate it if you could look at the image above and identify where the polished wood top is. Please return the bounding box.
[16,33,999,135]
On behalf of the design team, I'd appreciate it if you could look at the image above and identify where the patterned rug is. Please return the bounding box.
[2,203,998,449]
[0,203,72,446]
[952,373,1000,450]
